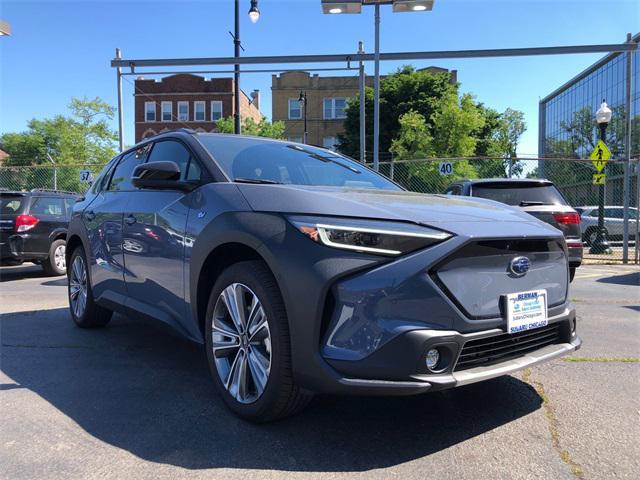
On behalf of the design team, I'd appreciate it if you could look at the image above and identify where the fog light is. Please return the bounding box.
[426,348,440,370]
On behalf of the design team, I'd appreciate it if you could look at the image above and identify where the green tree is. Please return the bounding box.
[389,101,480,193]
[489,108,527,177]
[216,116,285,139]
[0,97,117,166]
[339,66,457,158]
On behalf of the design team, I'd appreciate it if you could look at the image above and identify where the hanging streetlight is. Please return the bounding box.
[248,0,260,23]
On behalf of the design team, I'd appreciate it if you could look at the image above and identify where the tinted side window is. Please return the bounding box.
[92,157,120,194]
[108,147,148,191]
[30,197,65,216]
[147,140,198,181]
[446,185,462,195]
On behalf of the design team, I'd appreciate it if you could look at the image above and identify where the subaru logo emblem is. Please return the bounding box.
[509,256,530,276]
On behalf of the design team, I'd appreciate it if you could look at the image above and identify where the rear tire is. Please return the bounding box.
[42,239,66,276]
[68,246,112,328]
[204,260,312,422]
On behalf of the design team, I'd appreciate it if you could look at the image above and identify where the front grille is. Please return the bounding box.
[454,323,563,371]
[431,239,568,320]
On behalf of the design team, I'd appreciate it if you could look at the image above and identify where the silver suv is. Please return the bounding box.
[576,206,639,245]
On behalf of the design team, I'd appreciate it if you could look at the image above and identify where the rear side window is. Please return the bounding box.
[30,197,65,216]
[108,146,149,191]
[471,183,568,206]
[0,196,26,214]
[604,208,623,219]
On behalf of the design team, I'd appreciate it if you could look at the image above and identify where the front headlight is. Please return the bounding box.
[288,216,452,256]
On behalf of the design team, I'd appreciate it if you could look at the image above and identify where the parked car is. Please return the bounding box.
[575,206,639,245]
[0,189,78,275]
[66,130,581,422]
[444,179,583,281]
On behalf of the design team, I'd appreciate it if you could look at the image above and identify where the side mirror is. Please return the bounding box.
[132,161,194,191]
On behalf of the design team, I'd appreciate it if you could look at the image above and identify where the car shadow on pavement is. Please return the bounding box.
[1,307,543,473]
[0,264,57,282]
[596,271,640,287]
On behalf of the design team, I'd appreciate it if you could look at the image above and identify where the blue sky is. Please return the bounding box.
[0,0,638,154]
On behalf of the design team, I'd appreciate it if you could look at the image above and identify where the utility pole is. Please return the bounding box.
[234,0,241,134]
[373,3,381,171]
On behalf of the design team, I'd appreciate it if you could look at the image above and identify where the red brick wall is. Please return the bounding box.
[134,74,261,142]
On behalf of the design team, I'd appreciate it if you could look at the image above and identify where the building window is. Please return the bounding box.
[287,135,303,143]
[161,101,172,122]
[288,99,302,120]
[323,98,347,119]
[144,102,156,122]
[177,101,189,122]
[323,136,338,151]
[211,101,223,121]
[194,101,205,121]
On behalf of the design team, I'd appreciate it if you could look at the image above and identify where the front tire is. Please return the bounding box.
[205,261,312,422]
[42,239,66,276]
[68,246,112,328]
[569,267,576,282]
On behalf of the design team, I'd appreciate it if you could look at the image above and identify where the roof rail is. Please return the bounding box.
[30,188,78,195]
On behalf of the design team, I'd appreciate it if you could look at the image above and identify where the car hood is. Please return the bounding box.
[236,184,563,238]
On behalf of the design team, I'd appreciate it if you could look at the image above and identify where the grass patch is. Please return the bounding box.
[521,368,585,479]
[562,356,640,363]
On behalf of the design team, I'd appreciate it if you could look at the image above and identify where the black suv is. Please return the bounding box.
[0,189,78,275]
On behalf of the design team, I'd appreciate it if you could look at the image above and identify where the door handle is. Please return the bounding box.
[84,210,95,222]
[125,214,137,226]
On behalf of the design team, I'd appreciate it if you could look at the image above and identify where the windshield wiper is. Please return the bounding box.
[519,200,545,207]
[234,177,282,185]
[286,145,361,174]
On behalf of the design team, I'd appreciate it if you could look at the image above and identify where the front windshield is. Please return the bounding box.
[198,136,400,190]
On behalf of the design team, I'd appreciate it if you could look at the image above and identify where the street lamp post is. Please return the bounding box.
[321,0,435,170]
[299,91,308,144]
[233,0,261,135]
[590,100,613,255]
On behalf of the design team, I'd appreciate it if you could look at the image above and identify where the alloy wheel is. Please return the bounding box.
[54,244,66,271]
[211,283,272,404]
[69,255,88,318]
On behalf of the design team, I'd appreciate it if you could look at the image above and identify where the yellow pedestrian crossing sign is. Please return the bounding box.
[592,173,606,185]
[590,140,611,172]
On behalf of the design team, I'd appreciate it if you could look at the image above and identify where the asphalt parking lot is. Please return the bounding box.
[1,263,638,480]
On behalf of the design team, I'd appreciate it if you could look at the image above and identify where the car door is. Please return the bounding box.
[121,138,201,339]
[604,208,624,238]
[85,147,148,304]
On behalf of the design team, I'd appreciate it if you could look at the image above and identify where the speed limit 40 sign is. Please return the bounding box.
[438,162,453,176]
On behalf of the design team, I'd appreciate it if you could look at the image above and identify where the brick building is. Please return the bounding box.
[134,74,263,142]
[271,67,457,149]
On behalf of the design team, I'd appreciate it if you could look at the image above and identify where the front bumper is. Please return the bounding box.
[325,307,579,395]
[260,220,575,396]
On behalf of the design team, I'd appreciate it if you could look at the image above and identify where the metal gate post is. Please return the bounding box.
[622,33,633,263]
[115,48,125,152]
[358,41,366,164]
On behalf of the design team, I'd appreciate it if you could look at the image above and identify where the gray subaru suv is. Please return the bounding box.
[66,130,581,422]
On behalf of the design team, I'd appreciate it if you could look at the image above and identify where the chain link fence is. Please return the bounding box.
[0,164,107,195]
[2,157,638,263]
